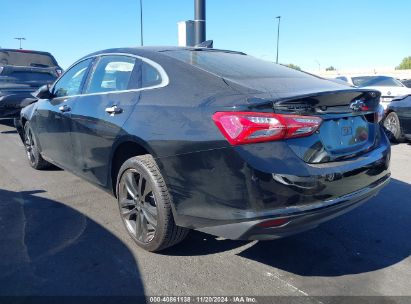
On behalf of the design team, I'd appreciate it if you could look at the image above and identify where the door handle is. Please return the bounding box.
[105,105,123,115]
[59,105,71,112]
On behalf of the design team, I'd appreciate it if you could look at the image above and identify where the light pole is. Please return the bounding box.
[275,16,281,64]
[194,0,206,46]
[315,60,321,72]
[140,0,144,46]
[14,37,26,49]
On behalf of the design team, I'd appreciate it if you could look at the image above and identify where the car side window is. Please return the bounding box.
[53,59,92,98]
[141,62,162,88]
[85,56,138,94]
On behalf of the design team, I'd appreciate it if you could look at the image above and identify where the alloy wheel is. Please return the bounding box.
[384,115,398,135]
[118,169,158,244]
[24,127,36,165]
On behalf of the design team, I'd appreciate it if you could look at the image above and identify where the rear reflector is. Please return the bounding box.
[258,218,290,228]
[212,112,322,145]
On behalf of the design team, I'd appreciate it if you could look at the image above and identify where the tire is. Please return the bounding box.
[116,155,189,252]
[383,112,404,143]
[23,122,51,170]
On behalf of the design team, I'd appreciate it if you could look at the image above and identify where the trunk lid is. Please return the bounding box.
[241,88,382,164]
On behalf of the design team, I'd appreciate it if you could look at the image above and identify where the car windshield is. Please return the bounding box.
[164,50,309,80]
[353,76,404,87]
[0,50,57,67]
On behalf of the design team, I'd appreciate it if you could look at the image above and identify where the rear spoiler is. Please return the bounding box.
[247,89,381,115]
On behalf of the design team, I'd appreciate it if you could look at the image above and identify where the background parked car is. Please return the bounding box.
[400,79,411,88]
[359,76,411,110]
[327,77,354,86]
[18,47,390,252]
[0,49,61,118]
[334,75,373,86]
[383,94,411,142]
[336,75,411,110]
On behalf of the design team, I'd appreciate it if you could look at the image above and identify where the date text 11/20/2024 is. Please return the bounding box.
[148,296,257,303]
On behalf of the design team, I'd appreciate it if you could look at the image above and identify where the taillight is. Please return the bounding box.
[212,112,322,145]
[257,218,291,228]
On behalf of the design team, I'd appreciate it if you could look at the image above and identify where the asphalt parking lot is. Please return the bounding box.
[0,118,410,299]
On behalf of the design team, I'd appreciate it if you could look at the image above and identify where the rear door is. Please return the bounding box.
[68,55,143,187]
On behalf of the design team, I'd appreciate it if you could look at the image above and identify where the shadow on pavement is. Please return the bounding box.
[164,178,411,278]
[162,230,251,256]
[238,178,411,276]
[1,130,17,134]
[0,188,144,296]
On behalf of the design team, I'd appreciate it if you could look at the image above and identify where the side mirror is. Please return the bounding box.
[33,84,54,99]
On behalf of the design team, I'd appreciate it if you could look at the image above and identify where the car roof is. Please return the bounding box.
[0,48,55,56]
[369,75,393,79]
[80,46,245,60]
[94,46,244,53]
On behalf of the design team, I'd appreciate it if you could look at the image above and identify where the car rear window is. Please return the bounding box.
[164,50,309,79]
[0,50,57,67]
[351,76,372,87]
[355,76,403,87]
[336,76,348,82]
[9,71,56,83]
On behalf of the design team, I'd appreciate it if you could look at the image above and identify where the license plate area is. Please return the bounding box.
[319,116,370,153]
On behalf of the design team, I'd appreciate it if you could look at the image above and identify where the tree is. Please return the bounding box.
[396,56,411,70]
[326,66,337,71]
[284,63,301,71]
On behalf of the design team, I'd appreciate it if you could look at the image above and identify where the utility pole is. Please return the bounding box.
[14,37,26,50]
[194,0,206,45]
[275,16,281,64]
[140,0,144,46]
[315,60,321,72]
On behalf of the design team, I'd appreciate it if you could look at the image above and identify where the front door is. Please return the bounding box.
[35,58,93,169]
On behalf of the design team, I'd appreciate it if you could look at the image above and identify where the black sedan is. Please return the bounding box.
[0,49,61,118]
[384,94,411,142]
[17,47,391,252]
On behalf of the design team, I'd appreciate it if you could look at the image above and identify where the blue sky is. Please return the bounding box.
[1,0,410,70]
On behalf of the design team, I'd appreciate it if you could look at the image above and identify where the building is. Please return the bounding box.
[311,68,411,80]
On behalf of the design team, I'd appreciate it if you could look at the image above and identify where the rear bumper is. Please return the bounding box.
[197,174,390,240]
[158,126,391,239]
[0,106,21,118]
